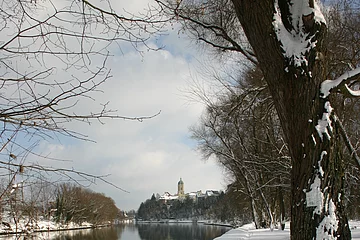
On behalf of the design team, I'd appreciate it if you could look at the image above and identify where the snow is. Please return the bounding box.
[215,228,289,240]
[214,222,290,240]
[311,134,316,145]
[305,176,323,214]
[0,215,97,236]
[318,151,326,177]
[9,182,23,194]
[315,101,333,141]
[321,67,360,98]
[159,192,179,201]
[288,1,325,30]
[273,7,311,67]
[345,84,360,97]
[272,0,325,67]
[215,221,360,240]
[316,200,338,239]
[312,1,326,24]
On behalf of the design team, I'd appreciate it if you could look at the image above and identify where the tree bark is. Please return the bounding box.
[231,0,351,239]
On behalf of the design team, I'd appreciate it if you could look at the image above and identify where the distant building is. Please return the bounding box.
[159,192,178,203]
[188,192,197,201]
[157,178,221,204]
[177,178,184,198]
[205,190,220,197]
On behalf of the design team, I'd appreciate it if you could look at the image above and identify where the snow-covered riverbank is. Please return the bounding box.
[214,221,360,240]
[0,219,110,236]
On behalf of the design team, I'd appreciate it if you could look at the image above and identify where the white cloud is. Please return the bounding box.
[24,30,225,211]
[0,0,225,212]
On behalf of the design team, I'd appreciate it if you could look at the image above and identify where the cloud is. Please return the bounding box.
[25,32,225,211]
[0,0,225,212]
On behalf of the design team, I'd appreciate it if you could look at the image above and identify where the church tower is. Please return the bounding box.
[177,178,184,197]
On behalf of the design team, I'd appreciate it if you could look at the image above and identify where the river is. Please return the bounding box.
[0,223,231,240]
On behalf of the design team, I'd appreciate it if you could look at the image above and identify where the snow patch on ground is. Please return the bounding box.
[215,221,360,240]
[214,222,290,240]
[0,217,94,235]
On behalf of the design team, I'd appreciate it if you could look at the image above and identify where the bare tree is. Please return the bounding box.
[0,0,166,213]
[324,1,360,222]
[53,183,118,225]
[190,67,290,229]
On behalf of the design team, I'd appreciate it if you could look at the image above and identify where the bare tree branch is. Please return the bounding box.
[335,115,360,170]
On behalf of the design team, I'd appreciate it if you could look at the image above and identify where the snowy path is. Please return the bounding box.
[214,228,289,240]
[214,221,360,240]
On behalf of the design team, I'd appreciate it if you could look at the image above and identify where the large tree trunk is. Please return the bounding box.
[231,0,351,239]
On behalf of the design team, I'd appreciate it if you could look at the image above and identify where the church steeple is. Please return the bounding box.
[177,178,184,197]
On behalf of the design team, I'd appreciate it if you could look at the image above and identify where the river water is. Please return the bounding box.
[0,223,231,240]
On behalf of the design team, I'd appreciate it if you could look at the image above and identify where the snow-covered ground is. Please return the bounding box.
[214,221,360,240]
[0,219,93,235]
[0,228,94,240]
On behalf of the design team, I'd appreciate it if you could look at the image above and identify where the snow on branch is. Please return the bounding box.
[344,84,360,97]
[320,67,360,98]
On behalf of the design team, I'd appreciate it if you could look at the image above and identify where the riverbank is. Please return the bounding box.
[1,221,232,240]
[213,221,360,240]
[0,219,113,236]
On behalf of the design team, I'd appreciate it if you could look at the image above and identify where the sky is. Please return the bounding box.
[68,37,224,211]
[64,37,226,210]
[4,0,227,212]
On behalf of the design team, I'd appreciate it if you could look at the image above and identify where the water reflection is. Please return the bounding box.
[50,226,124,240]
[0,226,125,240]
[0,223,230,240]
[136,223,229,240]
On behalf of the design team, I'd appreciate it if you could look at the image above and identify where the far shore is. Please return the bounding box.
[135,219,234,228]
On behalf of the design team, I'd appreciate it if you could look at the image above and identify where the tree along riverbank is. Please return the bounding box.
[0,183,124,236]
[136,219,234,228]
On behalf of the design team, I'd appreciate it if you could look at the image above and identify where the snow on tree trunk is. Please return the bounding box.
[231,0,351,239]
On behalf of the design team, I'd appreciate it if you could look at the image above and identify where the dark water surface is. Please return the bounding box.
[0,223,231,240]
